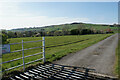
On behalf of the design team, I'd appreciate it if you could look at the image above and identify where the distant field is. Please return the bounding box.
[44,24,110,31]
[2,34,113,74]
[10,23,117,32]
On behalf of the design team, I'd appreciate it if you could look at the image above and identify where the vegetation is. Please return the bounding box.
[115,34,120,78]
[1,22,117,77]
[0,30,8,44]
[2,34,112,75]
[2,23,115,38]
[10,23,118,32]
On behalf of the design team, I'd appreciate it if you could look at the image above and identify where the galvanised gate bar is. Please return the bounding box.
[1,37,45,72]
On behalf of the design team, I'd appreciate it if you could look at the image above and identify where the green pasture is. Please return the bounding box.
[2,34,113,74]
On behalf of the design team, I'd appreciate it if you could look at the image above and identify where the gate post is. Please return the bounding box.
[42,37,45,63]
[22,40,25,71]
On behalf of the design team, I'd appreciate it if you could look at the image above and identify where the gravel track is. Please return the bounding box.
[53,34,118,76]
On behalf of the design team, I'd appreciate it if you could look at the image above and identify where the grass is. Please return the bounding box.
[2,34,113,75]
[11,23,117,32]
[115,34,120,78]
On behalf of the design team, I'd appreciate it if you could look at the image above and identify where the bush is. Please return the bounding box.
[71,29,94,35]
[80,29,93,35]
[2,33,8,44]
[70,29,79,35]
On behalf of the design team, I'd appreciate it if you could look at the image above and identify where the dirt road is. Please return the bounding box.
[53,34,118,76]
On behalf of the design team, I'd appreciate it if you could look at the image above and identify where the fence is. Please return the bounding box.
[0,37,45,72]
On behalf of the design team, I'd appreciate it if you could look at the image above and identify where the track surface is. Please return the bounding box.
[53,34,118,76]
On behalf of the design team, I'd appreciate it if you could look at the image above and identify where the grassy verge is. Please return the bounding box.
[115,34,120,78]
[2,34,113,78]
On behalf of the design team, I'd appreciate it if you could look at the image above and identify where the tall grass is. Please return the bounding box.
[115,34,120,78]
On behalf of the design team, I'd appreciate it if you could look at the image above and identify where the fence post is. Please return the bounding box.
[22,40,25,71]
[42,37,45,63]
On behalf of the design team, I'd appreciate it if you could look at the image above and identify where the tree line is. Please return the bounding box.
[1,27,113,44]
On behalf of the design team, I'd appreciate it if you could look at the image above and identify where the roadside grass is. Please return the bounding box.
[115,34,120,78]
[2,34,113,76]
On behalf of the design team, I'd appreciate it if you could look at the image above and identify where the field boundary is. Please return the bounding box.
[2,34,113,77]
[1,37,45,73]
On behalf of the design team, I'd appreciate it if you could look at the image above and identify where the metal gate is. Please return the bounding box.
[0,37,45,72]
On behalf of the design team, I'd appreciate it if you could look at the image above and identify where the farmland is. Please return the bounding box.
[10,23,117,32]
[2,34,113,74]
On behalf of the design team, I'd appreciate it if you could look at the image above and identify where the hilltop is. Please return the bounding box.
[9,22,117,32]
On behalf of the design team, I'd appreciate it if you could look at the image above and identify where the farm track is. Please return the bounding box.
[53,34,118,76]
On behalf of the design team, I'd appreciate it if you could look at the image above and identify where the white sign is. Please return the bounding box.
[2,44,10,54]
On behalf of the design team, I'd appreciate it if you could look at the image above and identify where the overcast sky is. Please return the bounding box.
[0,1,118,30]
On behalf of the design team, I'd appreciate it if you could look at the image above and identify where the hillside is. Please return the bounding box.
[9,22,117,32]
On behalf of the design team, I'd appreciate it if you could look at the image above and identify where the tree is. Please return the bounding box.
[70,29,79,35]
[41,29,46,36]
[14,32,17,38]
[62,26,70,35]
[2,33,8,44]
[78,24,85,29]
[49,31,55,36]
[7,31,14,38]
[1,30,7,34]
[0,30,8,44]
[54,31,62,36]
[80,29,93,35]
[113,23,117,27]
[17,32,23,38]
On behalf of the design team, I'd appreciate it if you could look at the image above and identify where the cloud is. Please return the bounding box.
[0,2,22,17]
[0,2,92,30]
[0,2,116,30]
[0,16,90,30]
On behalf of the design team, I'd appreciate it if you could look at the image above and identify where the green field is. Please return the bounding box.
[2,34,113,74]
[44,23,110,31]
[10,23,117,32]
